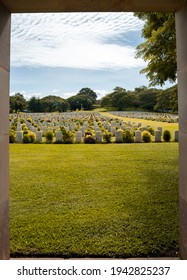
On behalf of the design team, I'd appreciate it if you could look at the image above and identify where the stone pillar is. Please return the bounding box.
[176,3,187,259]
[0,2,11,259]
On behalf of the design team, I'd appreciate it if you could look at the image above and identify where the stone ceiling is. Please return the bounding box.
[0,0,185,13]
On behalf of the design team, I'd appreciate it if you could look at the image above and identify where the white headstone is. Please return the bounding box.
[55,131,62,142]
[157,127,163,133]
[75,131,82,143]
[154,130,162,142]
[36,131,42,142]
[135,130,142,143]
[95,131,102,143]
[111,126,116,136]
[16,131,23,143]
[115,130,123,143]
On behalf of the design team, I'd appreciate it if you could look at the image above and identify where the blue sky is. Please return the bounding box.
[10,12,169,100]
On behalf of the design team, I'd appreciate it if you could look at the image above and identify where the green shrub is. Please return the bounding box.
[45,130,54,143]
[22,132,36,143]
[27,118,32,123]
[163,130,171,142]
[123,130,134,143]
[21,123,27,129]
[28,132,36,143]
[9,129,16,143]
[23,134,31,143]
[146,127,154,136]
[142,131,152,143]
[62,130,74,144]
[84,135,96,144]
[103,131,112,143]
[85,128,94,136]
[23,128,29,134]
[10,125,16,131]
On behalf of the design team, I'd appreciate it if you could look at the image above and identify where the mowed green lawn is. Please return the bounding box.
[10,143,179,258]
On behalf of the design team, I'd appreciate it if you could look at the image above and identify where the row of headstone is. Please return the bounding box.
[15,130,179,143]
[110,111,178,123]
[10,114,152,140]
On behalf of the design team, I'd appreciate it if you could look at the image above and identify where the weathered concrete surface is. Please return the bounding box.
[176,2,187,260]
[1,0,185,13]
[0,1,10,260]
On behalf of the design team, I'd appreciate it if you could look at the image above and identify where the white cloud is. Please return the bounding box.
[11,12,145,70]
[94,89,109,99]
[10,91,44,100]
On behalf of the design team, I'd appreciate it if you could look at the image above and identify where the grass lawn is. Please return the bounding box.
[10,143,179,258]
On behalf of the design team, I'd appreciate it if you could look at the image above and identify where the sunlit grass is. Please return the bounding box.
[10,143,179,258]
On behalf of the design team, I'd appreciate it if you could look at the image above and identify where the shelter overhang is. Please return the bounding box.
[1,0,185,13]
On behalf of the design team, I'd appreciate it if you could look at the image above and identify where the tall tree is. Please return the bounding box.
[67,95,93,111]
[137,88,160,111]
[154,85,178,113]
[77,88,97,101]
[10,93,27,112]
[40,95,69,112]
[28,97,42,112]
[134,12,176,86]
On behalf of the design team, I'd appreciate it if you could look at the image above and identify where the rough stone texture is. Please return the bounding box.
[1,0,184,13]
[176,2,187,259]
[0,2,10,260]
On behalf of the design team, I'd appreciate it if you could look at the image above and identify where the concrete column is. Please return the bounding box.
[0,2,11,259]
[176,3,187,260]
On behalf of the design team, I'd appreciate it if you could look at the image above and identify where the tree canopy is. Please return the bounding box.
[10,93,27,113]
[134,12,176,86]
[77,88,97,101]
[100,85,177,113]
[9,86,178,114]
[67,88,97,111]
[10,88,98,113]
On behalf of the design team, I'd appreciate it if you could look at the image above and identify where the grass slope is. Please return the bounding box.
[10,143,179,258]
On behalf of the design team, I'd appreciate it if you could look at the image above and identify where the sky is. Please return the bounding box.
[10,12,170,100]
